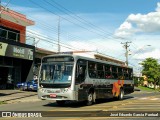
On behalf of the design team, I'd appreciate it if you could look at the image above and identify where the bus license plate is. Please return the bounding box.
[50,94,56,98]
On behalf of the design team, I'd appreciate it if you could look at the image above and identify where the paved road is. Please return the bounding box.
[0,90,39,103]
[0,91,160,120]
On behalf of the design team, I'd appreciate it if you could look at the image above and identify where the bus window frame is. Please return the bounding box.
[111,65,118,79]
[118,67,124,80]
[75,59,87,84]
[88,61,97,79]
[97,63,105,79]
[105,64,112,79]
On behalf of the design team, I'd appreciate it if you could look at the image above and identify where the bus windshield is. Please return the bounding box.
[40,62,73,84]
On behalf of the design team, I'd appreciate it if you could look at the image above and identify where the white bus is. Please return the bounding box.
[38,54,134,105]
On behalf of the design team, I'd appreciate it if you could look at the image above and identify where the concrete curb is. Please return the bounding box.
[0,90,41,104]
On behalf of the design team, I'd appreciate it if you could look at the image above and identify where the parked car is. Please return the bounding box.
[16,80,38,91]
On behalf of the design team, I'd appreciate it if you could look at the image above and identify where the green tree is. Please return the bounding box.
[140,57,160,89]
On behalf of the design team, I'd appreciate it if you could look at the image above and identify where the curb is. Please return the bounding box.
[0,90,40,104]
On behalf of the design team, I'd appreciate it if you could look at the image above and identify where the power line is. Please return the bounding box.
[29,0,124,43]
[5,1,123,56]
[28,0,106,39]
[1,2,139,71]
[27,0,127,57]
[6,0,139,66]
[0,0,11,14]
[43,0,114,37]
[46,0,127,42]
[57,16,60,52]
[27,30,85,51]
[4,5,125,65]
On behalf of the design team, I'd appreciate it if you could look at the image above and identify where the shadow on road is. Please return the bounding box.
[0,90,37,103]
[0,91,24,97]
[43,96,134,108]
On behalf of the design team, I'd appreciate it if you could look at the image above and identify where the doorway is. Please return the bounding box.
[0,66,14,89]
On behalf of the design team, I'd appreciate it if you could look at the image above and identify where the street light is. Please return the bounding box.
[128,45,151,76]
[129,45,151,56]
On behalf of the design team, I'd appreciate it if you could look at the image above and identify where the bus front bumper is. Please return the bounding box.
[38,88,77,101]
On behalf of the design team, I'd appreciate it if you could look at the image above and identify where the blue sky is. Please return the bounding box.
[5,0,159,14]
[2,0,160,74]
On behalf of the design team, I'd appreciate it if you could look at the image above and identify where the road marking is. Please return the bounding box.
[150,98,159,100]
[134,97,160,101]
[139,97,147,100]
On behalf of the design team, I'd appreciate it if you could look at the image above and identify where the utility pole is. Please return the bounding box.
[58,16,60,52]
[121,41,131,66]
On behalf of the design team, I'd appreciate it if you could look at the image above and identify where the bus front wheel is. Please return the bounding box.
[86,92,93,106]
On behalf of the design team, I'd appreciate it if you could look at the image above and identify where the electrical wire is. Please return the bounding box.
[2,1,141,68]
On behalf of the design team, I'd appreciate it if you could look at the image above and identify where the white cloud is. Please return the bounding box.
[9,2,160,66]
[115,2,160,37]
[114,2,160,63]
[127,12,160,32]
[115,21,136,37]
[119,21,132,30]
[133,48,160,60]
[156,2,160,12]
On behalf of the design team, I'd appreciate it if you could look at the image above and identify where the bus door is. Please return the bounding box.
[75,59,87,84]
[75,59,87,101]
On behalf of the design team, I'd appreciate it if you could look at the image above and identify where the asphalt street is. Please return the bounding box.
[0,90,160,119]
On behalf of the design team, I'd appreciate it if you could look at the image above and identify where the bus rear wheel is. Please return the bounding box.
[86,92,93,106]
[118,89,124,100]
[56,100,66,106]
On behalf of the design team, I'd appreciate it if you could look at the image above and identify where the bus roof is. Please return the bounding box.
[42,54,132,69]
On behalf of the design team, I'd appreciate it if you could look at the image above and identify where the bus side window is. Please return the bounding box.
[97,63,104,79]
[123,68,127,80]
[105,64,112,79]
[112,66,118,79]
[118,67,124,80]
[75,59,87,84]
[125,69,129,80]
[128,68,133,80]
[88,61,97,78]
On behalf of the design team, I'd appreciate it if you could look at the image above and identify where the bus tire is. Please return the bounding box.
[118,88,124,100]
[86,92,93,106]
[56,100,66,106]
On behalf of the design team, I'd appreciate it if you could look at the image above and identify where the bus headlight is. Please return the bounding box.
[63,88,70,93]
[41,88,46,93]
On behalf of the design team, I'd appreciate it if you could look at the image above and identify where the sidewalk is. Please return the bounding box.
[134,87,141,91]
[0,90,41,104]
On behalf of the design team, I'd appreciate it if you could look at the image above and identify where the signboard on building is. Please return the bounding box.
[0,42,33,60]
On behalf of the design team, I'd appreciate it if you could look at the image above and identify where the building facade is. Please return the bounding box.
[0,6,35,89]
[71,51,126,65]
